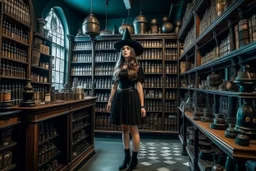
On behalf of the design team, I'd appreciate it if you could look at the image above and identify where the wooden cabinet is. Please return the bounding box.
[12,97,97,171]
[72,34,181,135]
[178,0,256,170]
[0,110,21,171]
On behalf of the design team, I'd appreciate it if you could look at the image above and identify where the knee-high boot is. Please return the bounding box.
[119,149,131,170]
[126,151,138,171]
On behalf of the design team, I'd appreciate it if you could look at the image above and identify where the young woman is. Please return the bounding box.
[107,28,146,171]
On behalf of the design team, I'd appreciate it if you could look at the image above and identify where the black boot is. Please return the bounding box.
[126,151,138,171]
[119,149,131,170]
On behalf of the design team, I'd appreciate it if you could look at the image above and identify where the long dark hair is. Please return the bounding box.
[113,46,139,81]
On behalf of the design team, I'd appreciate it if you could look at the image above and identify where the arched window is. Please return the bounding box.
[44,8,66,90]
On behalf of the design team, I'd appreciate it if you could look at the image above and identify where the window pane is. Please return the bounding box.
[57,37,60,45]
[52,57,56,70]
[60,72,64,84]
[57,48,60,58]
[53,35,57,44]
[60,60,64,72]
[61,38,64,46]
[55,83,59,90]
[52,71,56,82]
[61,48,65,59]
[52,45,56,56]
[55,71,60,83]
[56,58,60,71]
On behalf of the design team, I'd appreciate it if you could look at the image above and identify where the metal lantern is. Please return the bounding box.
[82,0,100,37]
[82,13,100,37]
[133,12,149,34]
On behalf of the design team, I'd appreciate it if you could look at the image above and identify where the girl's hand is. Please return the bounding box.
[141,108,146,117]
[107,102,111,112]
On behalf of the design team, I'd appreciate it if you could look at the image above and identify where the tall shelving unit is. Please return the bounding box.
[72,34,180,135]
[177,0,256,170]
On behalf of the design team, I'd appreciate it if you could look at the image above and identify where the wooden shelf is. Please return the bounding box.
[185,111,256,159]
[165,98,177,100]
[165,59,178,62]
[144,73,163,75]
[178,43,195,61]
[2,34,29,47]
[0,142,17,152]
[31,81,51,85]
[38,151,61,169]
[34,32,52,42]
[165,87,178,89]
[95,75,113,76]
[143,47,163,49]
[196,0,244,45]
[95,130,178,134]
[143,87,163,89]
[72,124,90,134]
[178,0,201,39]
[180,87,256,98]
[164,111,178,113]
[165,46,178,49]
[72,135,90,146]
[0,75,27,80]
[186,144,195,163]
[71,61,92,64]
[94,88,111,90]
[138,58,163,61]
[31,65,50,71]
[1,56,28,64]
[165,73,178,75]
[96,101,108,103]
[72,115,90,123]
[144,97,162,100]
[1,164,16,171]
[71,75,91,77]
[38,134,59,146]
[95,111,110,114]
[3,12,30,28]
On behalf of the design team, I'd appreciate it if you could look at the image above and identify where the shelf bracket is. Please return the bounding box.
[228,20,236,51]
[213,31,219,57]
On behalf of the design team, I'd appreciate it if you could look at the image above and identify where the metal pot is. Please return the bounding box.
[162,22,174,33]
[150,18,159,34]
[82,13,100,37]
[133,12,149,34]
[119,19,134,34]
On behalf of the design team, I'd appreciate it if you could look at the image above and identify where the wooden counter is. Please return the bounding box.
[185,112,256,159]
[12,97,97,171]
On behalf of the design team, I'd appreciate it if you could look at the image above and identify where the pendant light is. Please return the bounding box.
[119,9,134,34]
[82,0,100,37]
[100,0,111,35]
[133,0,149,34]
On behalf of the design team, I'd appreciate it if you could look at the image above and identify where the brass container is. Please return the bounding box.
[162,22,174,33]
[82,13,100,37]
[119,19,134,34]
[234,65,256,92]
[150,18,159,34]
[238,19,250,48]
[215,0,227,17]
[133,12,149,34]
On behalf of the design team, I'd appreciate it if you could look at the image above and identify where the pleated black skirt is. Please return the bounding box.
[110,87,147,125]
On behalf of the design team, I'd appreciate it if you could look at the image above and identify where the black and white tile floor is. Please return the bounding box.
[79,137,189,171]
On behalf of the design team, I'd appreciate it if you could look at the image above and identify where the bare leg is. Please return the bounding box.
[129,125,140,152]
[121,124,130,149]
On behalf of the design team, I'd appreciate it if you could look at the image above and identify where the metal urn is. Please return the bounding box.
[150,18,159,34]
[82,13,100,37]
[162,16,173,33]
[234,65,256,92]
[119,19,134,34]
[19,79,35,107]
[133,12,149,34]
[234,99,256,146]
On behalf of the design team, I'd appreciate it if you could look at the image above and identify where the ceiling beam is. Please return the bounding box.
[123,0,132,9]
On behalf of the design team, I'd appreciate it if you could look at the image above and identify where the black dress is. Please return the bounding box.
[110,66,147,125]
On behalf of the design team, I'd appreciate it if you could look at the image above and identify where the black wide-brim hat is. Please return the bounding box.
[114,28,143,56]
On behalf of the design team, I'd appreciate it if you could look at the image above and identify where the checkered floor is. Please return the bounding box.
[136,141,189,171]
[79,138,189,171]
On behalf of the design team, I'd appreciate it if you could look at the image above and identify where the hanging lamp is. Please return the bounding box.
[100,0,111,35]
[82,0,100,37]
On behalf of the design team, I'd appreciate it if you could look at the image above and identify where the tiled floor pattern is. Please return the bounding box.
[79,137,189,171]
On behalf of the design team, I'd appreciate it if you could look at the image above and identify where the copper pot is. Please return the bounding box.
[119,19,134,34]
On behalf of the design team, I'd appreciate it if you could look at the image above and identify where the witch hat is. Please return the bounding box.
[114,28,143,56]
